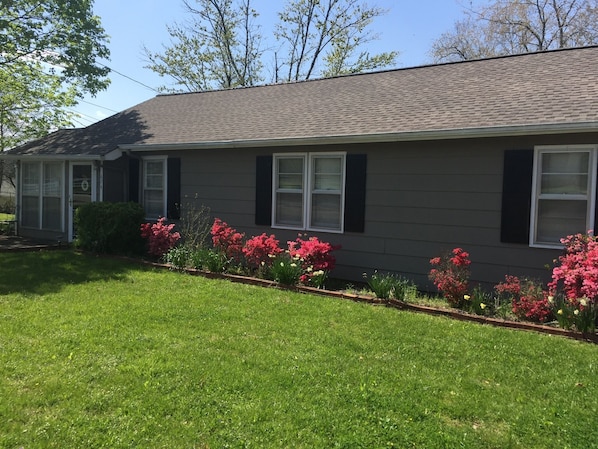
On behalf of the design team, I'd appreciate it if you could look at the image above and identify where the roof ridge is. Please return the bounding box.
[155,45,598,99]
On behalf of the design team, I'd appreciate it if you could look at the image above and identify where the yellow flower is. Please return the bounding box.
[463,295,471,301]
[290,263,297,268]
[480,303,486,309]
[557,309,564,315]
[574,309,580,316]
[548,296,554,304]
[580,298,588,307]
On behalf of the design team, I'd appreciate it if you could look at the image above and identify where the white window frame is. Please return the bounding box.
[530,145,597,248]
[20,161,65,231]
[272,152,346,233]
[142,156,167,220]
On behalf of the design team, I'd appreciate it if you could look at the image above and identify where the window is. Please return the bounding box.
[273,152,345,232]
[142,157,166,219]
[20,161,63,231]
[530,146,596,247]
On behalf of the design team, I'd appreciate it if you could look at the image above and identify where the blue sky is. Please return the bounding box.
[73,0,471,126]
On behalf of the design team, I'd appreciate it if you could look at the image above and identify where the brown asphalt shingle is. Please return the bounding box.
[8,46,598,156]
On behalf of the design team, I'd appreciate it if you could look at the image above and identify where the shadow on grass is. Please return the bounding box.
[0,250,142,296]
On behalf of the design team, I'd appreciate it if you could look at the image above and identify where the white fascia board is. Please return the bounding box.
[120,122,598,152]
[0,148,122,161]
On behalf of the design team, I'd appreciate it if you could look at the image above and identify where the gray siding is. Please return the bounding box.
[169,133,598,289]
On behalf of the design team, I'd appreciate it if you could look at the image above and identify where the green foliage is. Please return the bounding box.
[74,202,145,255]
[268,253,303,285]
[365,271,415,300]
[164,245,193,270]
[0,0,110,95]
[1,251,598,448]
[0,1,110,157]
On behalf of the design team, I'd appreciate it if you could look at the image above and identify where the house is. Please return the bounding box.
[3,46,598,288]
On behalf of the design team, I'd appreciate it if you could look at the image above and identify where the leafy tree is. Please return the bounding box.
[144,0,264,92]
[430,0,598,63]
[0,0,110,193]
[274,0,398,81]
[144,0,398,92]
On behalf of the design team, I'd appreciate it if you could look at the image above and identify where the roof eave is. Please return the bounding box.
[0,148,122,161]
[120,121,598,152]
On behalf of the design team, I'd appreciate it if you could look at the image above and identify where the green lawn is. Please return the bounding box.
[1,251,597,448]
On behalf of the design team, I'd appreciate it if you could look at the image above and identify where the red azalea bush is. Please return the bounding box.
[428,248,471,307]
[288,235,339,285]
[242,233,283,270]
[211,218,245,261]
[141,217,181,258]
[495,275,552,323]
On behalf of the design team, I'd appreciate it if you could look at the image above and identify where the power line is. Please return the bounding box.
[99,63,159,93]
[77,99,119,114]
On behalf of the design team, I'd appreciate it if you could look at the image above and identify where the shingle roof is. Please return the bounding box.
[8,46,598,157]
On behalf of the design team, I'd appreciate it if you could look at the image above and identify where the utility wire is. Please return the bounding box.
[99,63,159,93]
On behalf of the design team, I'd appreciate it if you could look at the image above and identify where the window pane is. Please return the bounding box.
[42,197,61,230]
[541,152,589,195]
[276,192,303,226]
[279,174,303,190]
[21,196,39,228]
[44,163,62,197]
[145,161,164,189]
[541,174,588,194]
[278,158,304,190]
[313,157,341,190]
[537,199,587,244]
[311,193,341,230]
[279,158,303,174]
[542,152,588,174]
[144,190,164,219]
[22,163,40,196]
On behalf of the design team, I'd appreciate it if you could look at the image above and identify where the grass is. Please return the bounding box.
[1,251,597,448]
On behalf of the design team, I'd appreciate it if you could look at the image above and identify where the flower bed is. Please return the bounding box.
[139,217,598,343]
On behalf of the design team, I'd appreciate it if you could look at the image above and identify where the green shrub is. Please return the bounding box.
[365,271,415,300]
[164,245,192,270]
[74,202,145,255]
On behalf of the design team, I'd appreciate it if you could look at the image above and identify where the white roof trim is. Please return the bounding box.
[120,122,598,152]
[0,148,122,161]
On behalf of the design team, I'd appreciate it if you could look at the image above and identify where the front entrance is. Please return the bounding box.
[68,163,96,241]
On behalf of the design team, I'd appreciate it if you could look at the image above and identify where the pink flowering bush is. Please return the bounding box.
[140,217,181,258]
[548,232,598,333]
[428,248,471,308]
[288,235,339,287]
[211,218,245,262]
[495,275,552,323]
[242,233,283,270]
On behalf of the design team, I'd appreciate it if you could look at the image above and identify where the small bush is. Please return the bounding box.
[365,271,415,300]
[75,202,145,255]
[429,248,471,308]
[164,245,192,270]
[495,275,552,323]
[269,253,303,285]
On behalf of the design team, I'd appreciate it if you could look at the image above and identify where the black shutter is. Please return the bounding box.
[344,154,367,233]
[255,155,273,226]
[167,157,181,219]
[128,158,140,203]
[500,149,534,244]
